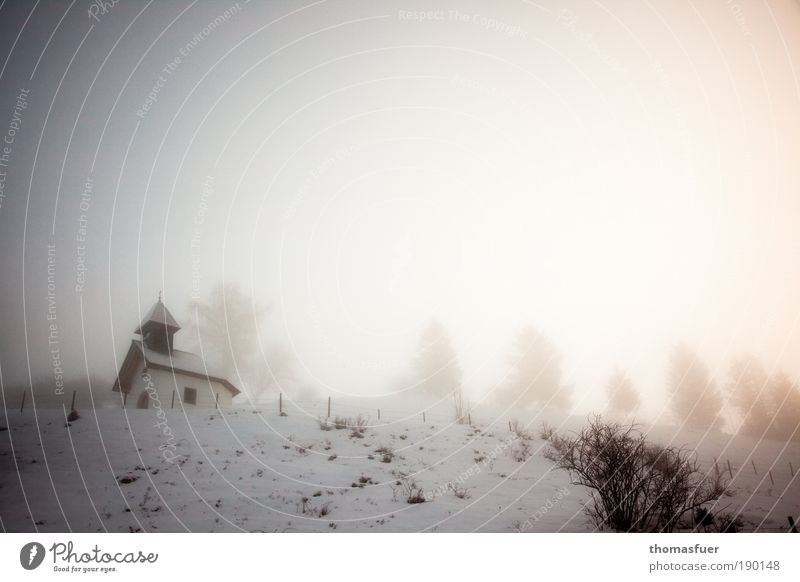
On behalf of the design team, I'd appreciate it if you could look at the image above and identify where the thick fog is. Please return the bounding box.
[1,0,800,422]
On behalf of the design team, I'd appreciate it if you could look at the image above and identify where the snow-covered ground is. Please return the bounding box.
[1,397,797,532]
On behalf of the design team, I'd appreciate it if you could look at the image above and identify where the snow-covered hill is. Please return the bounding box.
[1,398,797,532]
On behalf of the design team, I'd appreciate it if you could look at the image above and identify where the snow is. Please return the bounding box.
[135,341,210,376]
[132,340,235,393]
[1,398,797,532]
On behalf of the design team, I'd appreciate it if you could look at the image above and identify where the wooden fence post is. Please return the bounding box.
[215,393,220,409]
[327,396,331,418]
[768,470,775,487]
[423,411,426,423]
[279,392,283,414]
[790,462,795,478]
[123,392,128,408]
[789,516,798,533]
[70,389,76,411]
[377,409,380,421]
[468,413,472,425]
[751,459,758,475]
[727,459,733,479]
[19,390,26,413]
[171,390,175,409]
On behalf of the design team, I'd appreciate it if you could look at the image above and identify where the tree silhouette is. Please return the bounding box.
[503,325,570,411]
[186,283,293,398]
[726,356,800,441]
[408,319,463,400]
[667,344,723,430]
[606,367,640,417]
[727,355,771,436]
[767,372,800,441]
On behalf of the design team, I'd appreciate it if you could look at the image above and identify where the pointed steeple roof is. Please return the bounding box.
[134,296,180,335]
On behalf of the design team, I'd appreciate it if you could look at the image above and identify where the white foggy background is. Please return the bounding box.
[1,0,800,421]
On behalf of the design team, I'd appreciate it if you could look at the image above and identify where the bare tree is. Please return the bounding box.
[667,344,723,430]
[546,416,726,532]
[606,367,640,417]
[503,325,570,411]
[186,283,293,398]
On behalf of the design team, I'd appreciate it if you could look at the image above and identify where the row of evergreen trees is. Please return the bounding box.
[407,320,800,441]
[665,345,799,439]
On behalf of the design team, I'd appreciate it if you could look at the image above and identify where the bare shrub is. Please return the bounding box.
[693,507,744,532]
[510,419,533,440]
[352,415,368,431]
[351,474,374,488]
[510,439,532,462]
[332,414,369,438]
[333,415,368,436]
[694,507,714,530]
[716,512,745,533]
[545,415,726,532]
[539,422,555,441]
[399,478,426,504]
[449,483,472,499]
[375,445,394,463]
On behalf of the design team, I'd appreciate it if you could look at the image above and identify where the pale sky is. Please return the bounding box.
[1,0,800,419]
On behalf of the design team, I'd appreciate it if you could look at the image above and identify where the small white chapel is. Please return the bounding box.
[112,296,240,409]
